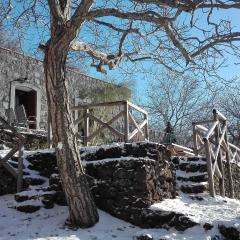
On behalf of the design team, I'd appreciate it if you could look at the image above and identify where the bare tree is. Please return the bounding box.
[2,0,240,228]
[218,82,240,146]
[0,24,20,50]
[145,72,215,144]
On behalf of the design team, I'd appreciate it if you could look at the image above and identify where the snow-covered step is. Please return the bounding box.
[177,173,208,183]
[15,199,43,213]
[172,156,207,164]
[15,189,56,212]
[173,156,209,195]
[23,176,46,186]
[177,161,207,173]
[179,182,208,194]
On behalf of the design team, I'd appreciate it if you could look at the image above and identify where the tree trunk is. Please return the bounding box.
[43,41,99,228]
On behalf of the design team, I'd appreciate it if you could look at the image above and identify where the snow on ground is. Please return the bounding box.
[1,148,240,239]
[1,193,240,240]
[151,193,240,227]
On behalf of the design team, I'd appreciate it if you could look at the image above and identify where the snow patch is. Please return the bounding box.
[57,142,63,150]
[151,193,240,225]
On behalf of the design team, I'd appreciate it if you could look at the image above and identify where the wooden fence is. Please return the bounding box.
[72,100,149,146]
[192,109,238,198]
[0,116,25,192]
[168,143,195,157]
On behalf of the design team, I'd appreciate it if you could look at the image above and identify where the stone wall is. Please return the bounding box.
[0,128,47,150]
[0,165,16,196]
[13,142,176,225]
[0,46,127,128]
[26,143,175,205]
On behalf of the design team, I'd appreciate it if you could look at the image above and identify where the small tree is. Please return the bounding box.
[163,121,177,144]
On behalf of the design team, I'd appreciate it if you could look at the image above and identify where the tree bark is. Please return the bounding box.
[43,41,99,228]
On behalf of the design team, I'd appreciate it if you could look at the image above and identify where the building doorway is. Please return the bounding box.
[15,88,37,129]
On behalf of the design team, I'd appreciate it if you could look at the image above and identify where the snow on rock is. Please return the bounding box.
[57,142,63,150]
[151,193,240,226]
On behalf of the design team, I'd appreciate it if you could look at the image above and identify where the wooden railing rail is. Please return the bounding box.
[192,109,236,198]
[168,143,195,157]
[72,100,149,146]
[0,116,25,192]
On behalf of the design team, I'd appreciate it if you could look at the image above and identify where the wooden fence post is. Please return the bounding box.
[192,122,198,156]
[213,114,225,197]
[84,109,89,146]
[47,110,52,148]
[17,143,24,192]
[124,101,129,142]
[144,113,149,141]
[225,127,234,198]
[204,138,215,197]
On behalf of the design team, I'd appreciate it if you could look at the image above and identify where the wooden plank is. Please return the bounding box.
[204,139,215,197]
[230,150,237,163]
[195,124,209,132]
[214,125,227,165]
[192,124,198,155]
[221,139,228,152]
[213,117,225,197]
[127,101,148,115]
[17,144,24,192]
[129,119,147,140]
[224,126,234,198]
[83,109,89,146]
[229,142,240,152]
[197,143,205,154]
[124,102,129,142]
[88,111,125,141]
[144,113,149,141]
[71,100,126,111]
[204,121,219,140]
[171,143,194,153]
[87,114,124,139]
[213,109,227,121]
[128,111,144,136]
[1,145,19,163]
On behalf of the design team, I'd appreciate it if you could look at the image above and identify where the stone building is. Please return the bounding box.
[0,46,129,129]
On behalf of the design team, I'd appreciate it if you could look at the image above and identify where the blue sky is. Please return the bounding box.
[7,3,240,104]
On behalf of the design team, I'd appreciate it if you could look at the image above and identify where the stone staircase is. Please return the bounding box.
[172,156,209,197]
[8,155,65,213]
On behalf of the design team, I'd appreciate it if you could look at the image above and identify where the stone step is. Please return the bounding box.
[177,173,208,183]
[177,162,207,173]
[172,156,207,165]
[179,182,208,194]
[23,176,46,186]
[15,199,43,213]
[189,194,205,201]
[8,160,25,169]
[15,190,56,210]
[16,204,42,213]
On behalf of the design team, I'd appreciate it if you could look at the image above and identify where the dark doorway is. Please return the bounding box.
[15,88,37,128]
